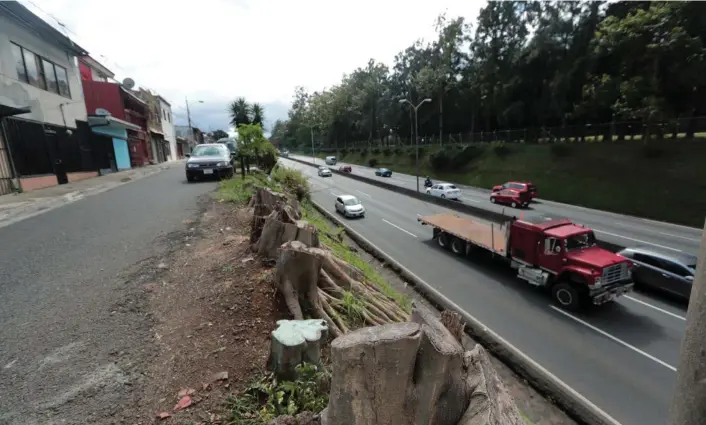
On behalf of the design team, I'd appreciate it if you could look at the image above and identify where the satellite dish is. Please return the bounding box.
[122,77,135,90]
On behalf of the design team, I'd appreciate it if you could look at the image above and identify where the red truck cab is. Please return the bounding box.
[509,217,633,309]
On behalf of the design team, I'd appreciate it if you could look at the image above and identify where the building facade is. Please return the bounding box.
[158,96,177,161]
[0,1,105,194]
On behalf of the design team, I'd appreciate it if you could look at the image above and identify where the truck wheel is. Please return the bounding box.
[451,237,465,256]
[511,201,518,208]
[437,232,451,250]
[551,283,582,311]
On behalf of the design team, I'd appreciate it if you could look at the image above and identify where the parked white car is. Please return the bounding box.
[318,166,332,177]
[335,195,365,218]
[426,183,461,200]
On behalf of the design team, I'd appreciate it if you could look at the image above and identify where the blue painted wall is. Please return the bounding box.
[112,138,131,170]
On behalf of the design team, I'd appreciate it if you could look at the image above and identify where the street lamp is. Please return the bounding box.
[399,98,431,192]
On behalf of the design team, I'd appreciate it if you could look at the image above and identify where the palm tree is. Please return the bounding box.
[228,97,251,128]
[251,102,265,127]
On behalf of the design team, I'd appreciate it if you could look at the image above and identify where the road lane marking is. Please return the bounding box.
[550,306,677,371]
[623,296,686,321]
[356,190,372,198]
[329,191,337,197]
[382,219,418,238]
[592,229,683,252]
[462,196,481,203]
[657,231,700,242]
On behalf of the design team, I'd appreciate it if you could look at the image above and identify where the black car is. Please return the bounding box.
[185,144,234,181]
[618,247,696,300]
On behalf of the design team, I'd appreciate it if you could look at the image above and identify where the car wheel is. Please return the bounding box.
[437,232,451,250]
[451,237,465,256]
[186,175,195,182]
[490,197,496,203]
[511,201,518,208]
[441,194,446,199]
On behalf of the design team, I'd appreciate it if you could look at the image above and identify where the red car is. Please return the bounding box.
[490,189,530,209]
[338,165,352,173]
[492,181,537,200]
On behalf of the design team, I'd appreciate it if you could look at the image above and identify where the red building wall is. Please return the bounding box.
[81,80,126,120]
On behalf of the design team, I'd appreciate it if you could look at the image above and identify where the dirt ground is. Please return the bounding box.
[122,198,287,424]
[122,194,576,425]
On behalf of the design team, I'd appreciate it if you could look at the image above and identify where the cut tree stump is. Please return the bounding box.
[250,187,294,243]
[322,322,422,425]
[276,241,326,320]
[269,319,328,381]
[457,345,524,425]
[321,304,524,425]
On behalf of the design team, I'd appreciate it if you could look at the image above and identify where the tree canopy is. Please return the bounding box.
[271,1,706,150]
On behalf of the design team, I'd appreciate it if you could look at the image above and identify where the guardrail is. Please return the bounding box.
[285,156,626,253]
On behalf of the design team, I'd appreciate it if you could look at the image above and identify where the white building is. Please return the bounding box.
[0,1,87,128]
[158,96,177,161]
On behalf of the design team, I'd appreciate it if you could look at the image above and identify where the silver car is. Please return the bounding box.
[318,166,332,177]
[617,247,696,300]
[335,195,365,218]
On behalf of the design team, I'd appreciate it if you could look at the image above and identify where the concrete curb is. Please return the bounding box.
[310,199,623,425]
[288,156,626,253]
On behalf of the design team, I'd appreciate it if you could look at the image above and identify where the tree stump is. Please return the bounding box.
[276,241,326,320]
[457,345,524,425]
[250,187,292,243]
[269,319,328,381]
[321,304,524,425]
[321,322,423,425]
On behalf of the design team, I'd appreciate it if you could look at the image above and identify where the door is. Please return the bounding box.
[658,259,694,298]
[335,197,343,213]
[538,237,564,273]
[631,253,664,289]
[430,185,440,197]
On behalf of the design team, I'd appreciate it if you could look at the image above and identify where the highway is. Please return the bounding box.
[291,154,702,256]
[280,157,686,425]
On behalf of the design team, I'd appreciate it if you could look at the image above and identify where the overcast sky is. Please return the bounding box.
[23,0,482,133]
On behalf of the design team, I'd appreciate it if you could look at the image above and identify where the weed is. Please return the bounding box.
[550,143,572,158]
[218,173,275,204]
[371,147,380,155]
[225,363,330,424]
[382,147,392,156]
[368,158,379,168]
[491,140,511,158]
[271,164,310,200]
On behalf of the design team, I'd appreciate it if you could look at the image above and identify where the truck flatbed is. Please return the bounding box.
[418,213,507,254]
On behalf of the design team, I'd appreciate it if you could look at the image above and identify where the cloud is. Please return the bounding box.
[22,0,482,130]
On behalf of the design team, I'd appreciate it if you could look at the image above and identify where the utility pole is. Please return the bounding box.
[669,218,706,425]
[311,127,315,164]
[185,96,193,145]
[399,98,431,192]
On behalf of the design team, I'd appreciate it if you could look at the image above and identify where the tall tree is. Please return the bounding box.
[228,97,251,128]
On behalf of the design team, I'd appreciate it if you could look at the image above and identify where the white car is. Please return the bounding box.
[318,166,332,177]
[426,183,461,200]
[335,195,365,218]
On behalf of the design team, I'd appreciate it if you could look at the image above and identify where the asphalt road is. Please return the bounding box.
[292,154,703,256]
[0,167,217,425]
[281,157,686,425]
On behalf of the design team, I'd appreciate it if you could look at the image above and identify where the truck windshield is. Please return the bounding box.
[565,232,596,251]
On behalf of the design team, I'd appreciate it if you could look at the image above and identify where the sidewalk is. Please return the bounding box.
[0,161,183,229]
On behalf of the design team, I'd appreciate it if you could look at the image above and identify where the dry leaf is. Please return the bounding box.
[173,395,192,412]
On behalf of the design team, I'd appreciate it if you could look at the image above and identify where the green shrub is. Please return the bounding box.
[394,146,403,155]
[368,158,379,167]
[382,147,392,156]
[371,147,381,154]
[270,164,310,200]
[339,148,348,158]
[360,149,368,157]
[429,150,452,171]
[491,140,511,158]
[451,145,483,168]
[550,143,572,158]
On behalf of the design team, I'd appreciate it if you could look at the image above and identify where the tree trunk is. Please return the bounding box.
[269,319,328,381]
[668,219,706,425]
[439,87,444,146]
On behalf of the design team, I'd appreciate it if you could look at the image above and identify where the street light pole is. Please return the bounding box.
[185,97,203,147]
[399,98,432,192]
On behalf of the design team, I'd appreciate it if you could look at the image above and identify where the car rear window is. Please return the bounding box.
[447,185,457,189]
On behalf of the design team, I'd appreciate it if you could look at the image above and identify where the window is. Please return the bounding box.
[22,48,41,88]
[42,59,58,93]
[11,42,71,98]
[167,112,171,122]
[162,109,167,120]
[54,65,71,97]
[633,253,661,268]
[544,238,560,255]
[11,43,27,82]
[660,260,692,278]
